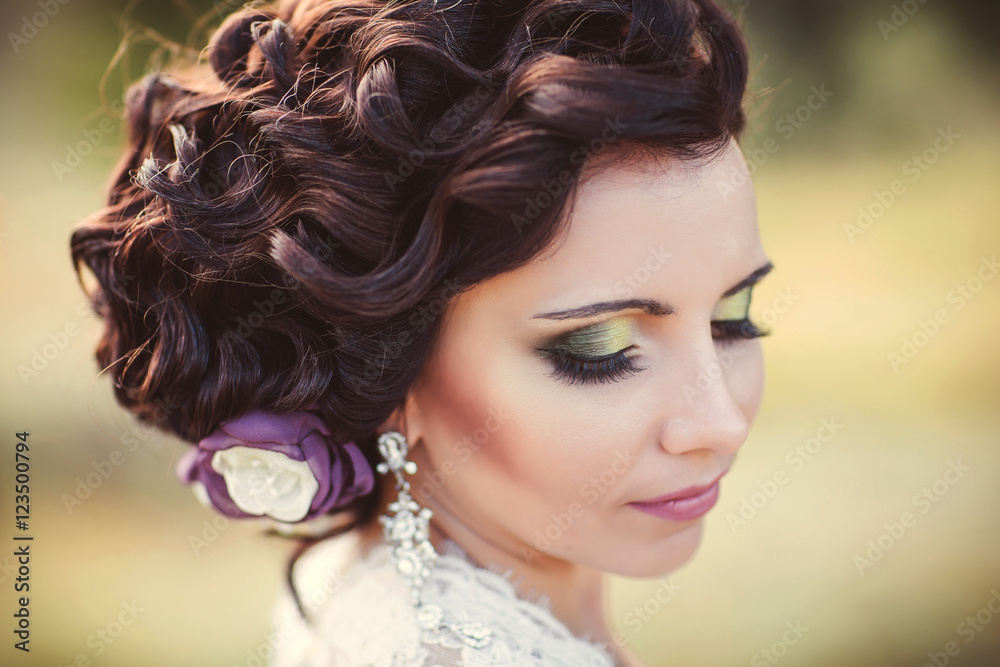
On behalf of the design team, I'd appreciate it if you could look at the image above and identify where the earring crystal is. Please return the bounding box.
[375,430,493,649]
[376,430,437,606]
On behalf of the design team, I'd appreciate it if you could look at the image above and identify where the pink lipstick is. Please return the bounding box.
[628,472,726,522]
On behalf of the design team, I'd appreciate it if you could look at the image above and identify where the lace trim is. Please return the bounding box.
[423,542,618,666]
[271,533,618,667]
[436,538,556,613]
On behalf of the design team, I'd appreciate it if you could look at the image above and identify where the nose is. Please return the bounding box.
[657,339,752,458]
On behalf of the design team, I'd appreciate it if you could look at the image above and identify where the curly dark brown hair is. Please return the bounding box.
[70,0,750,609]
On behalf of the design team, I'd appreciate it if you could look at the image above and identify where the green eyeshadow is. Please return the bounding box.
[546,318,634,359]
[711,285,752,321]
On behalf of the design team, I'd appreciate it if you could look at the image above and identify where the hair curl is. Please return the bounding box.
[70,0,749,604]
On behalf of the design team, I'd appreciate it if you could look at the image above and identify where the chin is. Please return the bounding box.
[608,520,706,578]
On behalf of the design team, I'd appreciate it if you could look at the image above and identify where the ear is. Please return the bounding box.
[377,391,425,449]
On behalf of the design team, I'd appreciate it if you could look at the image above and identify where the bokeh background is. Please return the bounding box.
[1,0,998,665]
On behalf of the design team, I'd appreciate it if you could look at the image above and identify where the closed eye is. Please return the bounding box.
[710,285,769,342]
[536,317,646,386]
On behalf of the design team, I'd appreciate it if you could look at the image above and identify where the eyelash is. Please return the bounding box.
[543,317,769,386]
[541,345,644,387]
[712,318,769,343]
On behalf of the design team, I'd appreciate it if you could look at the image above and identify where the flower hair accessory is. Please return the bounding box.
[176,405,374,523]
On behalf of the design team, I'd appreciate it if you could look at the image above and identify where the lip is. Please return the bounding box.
[628,471,728,522]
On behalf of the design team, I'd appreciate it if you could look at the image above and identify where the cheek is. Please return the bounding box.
[413,339,560,500]
[415,339,628,536]
[722,340,766,419]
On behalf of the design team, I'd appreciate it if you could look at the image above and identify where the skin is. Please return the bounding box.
[376,139,771,665]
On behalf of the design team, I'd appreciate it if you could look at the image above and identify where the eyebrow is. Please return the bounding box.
[531,260,775,321]
[721,260,774,298]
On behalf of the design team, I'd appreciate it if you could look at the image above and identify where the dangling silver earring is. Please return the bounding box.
[376,430,437,606]
[376,430,493,648]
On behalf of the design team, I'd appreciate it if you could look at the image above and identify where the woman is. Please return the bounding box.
[70,0,770,664]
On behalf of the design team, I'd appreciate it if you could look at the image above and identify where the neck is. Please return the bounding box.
[425,494,614,647]
[361,480,645,666]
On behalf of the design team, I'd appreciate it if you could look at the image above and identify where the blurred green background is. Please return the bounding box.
[1,0,998,665]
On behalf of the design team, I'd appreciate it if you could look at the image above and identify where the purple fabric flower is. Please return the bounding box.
[176,407,374,522]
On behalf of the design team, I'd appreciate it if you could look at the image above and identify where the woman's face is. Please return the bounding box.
[398,140,771,577]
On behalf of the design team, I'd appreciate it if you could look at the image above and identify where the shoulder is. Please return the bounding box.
[271,532,425,667]
[269,533,616,667]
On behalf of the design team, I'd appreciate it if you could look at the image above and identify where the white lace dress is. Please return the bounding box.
[269,531,618,666]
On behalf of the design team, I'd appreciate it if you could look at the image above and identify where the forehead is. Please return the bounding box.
[446,142,762,326]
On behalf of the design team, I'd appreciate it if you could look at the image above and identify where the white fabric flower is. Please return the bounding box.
[210,446,319,522]
[190,480,213,511]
